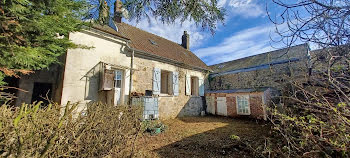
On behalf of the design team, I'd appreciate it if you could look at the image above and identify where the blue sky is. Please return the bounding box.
[126,0,288,66]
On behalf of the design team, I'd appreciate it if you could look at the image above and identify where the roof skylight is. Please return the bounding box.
[149,39,158,46]
[218,65,225,69]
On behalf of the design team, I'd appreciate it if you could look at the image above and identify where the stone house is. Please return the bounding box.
[7,0,313,120]
[206,44,311,119]
[12,2,210,119]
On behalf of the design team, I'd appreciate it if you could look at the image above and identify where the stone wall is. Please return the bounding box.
[209,59,309,91]
[132,56,207,119]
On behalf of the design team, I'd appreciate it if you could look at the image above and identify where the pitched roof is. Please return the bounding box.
[92,24,129,40]
[210,43,309,74]
[91,23,210,71]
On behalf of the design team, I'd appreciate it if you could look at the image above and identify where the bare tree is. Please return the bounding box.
[266,0,350,157]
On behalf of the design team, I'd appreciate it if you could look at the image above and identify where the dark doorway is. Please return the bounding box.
[31,82,53,105]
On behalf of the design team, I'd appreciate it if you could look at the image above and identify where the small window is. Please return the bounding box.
[149,39,158,46]
[191,76,199,96]
[217,65,225,69]
[160,70,172,94]
[236,95,250,115]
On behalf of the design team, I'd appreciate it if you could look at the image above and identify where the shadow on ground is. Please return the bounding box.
[140,116,271,158]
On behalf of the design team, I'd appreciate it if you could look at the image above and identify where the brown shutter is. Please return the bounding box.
[101,69,114,90]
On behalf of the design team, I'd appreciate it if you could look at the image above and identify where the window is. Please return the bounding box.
[217,65,225,69]
[191,76,199,96]
[160,70,172,94]
[185,75,204,96]
[153,68,178,95]
[114,70,122,88]
[236,95,250,115]
[149,39,158,46]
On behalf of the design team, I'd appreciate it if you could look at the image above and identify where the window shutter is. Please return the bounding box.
[173,71,179,96]
[99,64,105,91]
[199,78,204,96]
[185,74,191,95]
[101,69,114,90]
[153,68,161,94]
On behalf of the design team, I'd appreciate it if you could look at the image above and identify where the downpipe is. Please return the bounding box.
[126,42,134,105]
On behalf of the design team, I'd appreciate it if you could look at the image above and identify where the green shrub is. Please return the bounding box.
[0,102,143,157]
[142,120,167,135]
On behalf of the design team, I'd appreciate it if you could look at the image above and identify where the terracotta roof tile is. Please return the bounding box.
[92,23,210,70]
[91,24,129,40]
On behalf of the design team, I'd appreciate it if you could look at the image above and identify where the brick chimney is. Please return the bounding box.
[114,0,123,23]
[182,31,190,50]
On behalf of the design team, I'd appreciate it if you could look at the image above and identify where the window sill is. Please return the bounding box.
[237,113,251,116]
[158,94,174,97]
[188,95,202,98]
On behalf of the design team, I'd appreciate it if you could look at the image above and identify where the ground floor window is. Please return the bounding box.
[161,70,172,94]
[114,70,122,88]
[236,95,250,115]
[191,76,199,96]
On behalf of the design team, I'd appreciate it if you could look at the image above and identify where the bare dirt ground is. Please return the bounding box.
[135,116,271,158]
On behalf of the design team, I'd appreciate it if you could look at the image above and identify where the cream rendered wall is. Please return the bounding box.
[61,30,130,111]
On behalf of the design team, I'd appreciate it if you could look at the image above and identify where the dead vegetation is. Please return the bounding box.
[268,0,350,156]
[0,102,143,158]
[135,116,271,158]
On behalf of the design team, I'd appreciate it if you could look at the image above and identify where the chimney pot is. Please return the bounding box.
[182,31,190,50]
[114,0,123,23]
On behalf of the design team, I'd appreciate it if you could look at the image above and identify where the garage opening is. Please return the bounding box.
[31,82,53,105]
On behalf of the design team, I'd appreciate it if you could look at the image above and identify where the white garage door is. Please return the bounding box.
[217,97,227,116]
[206,96,215,114]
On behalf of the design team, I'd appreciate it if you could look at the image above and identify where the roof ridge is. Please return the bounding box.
[92,22,209,70]
[209,43,308,67]
[120,22,210,69]
[120,22,190,51]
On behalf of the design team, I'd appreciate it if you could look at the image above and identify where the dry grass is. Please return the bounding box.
[135,116,271,158]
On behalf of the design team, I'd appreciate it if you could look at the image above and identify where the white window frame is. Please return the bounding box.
[114,70,123,88]
[236,95,250,115]
[160,70,173,95]
[190,76,199,96]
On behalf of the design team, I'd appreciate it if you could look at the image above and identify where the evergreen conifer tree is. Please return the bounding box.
[0,0,88,85]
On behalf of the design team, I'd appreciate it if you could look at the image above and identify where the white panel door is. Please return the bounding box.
[114,70,123,105]
[217,97,227,116]
[206,96,215,114]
